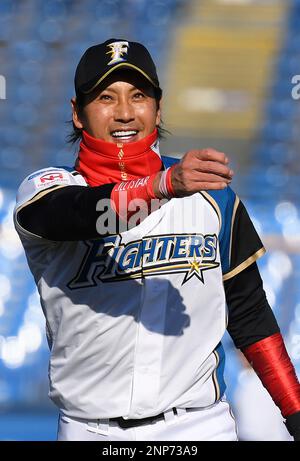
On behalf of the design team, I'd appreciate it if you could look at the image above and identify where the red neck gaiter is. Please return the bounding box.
[75,129,163,187]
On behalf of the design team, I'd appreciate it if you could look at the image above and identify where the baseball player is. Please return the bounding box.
[14,39,300,441]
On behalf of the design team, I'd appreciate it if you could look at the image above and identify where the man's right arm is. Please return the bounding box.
[16,148,234,241]
[16,183,117,241]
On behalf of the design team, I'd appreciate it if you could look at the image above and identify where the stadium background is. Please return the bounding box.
[0,0,299,440]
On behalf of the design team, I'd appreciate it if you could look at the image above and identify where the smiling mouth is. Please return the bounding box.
[111,130,138,141]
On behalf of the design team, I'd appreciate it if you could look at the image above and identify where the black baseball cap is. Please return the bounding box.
[74,38,161,97]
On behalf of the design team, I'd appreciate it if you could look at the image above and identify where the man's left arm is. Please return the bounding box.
[221,192,300,440]
[225,263,300,440]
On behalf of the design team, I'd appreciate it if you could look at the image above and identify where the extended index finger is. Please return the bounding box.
[194,148,229,164]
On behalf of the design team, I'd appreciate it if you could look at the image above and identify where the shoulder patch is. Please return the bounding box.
[16,166,87,212]
[31,170,73,191]
[27,167,68,181]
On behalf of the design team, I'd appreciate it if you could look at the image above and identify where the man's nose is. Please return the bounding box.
[114,99,135,122]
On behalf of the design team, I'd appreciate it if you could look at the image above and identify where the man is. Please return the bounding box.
[14,38,300,441]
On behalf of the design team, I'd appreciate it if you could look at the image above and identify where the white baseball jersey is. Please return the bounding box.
[14,159,265,420]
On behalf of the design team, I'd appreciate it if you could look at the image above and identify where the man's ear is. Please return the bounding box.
[156,98,162,126]
[71,97,84,129]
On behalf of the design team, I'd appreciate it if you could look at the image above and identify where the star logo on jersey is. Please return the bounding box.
[182,256,219,284]
[68,233,220,289]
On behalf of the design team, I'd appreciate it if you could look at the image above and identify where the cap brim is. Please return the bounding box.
[82,62,159,94]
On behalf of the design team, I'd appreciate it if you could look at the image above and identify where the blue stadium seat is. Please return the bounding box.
[0,0,15,17]
[10,40,47,61]
[16,84,43,105]
[265,98,294,119]
[0,18,13,42]
[18,61,43,84]
[38,19,64,43]
[13,103,39,127]
[0,147,24,169]
[41,0,68,19]
[88,22,115,42]
[260,120,293,142]
[93,0,123,23]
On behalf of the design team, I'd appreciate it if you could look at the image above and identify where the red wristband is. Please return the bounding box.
[166,165,175,197]
[242,333,300,417]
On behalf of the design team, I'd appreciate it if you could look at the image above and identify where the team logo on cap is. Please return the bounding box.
[106,41,129,66]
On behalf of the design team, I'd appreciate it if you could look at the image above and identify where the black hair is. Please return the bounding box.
[66,92,86,145]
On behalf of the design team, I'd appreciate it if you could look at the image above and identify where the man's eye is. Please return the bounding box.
[133,92,145,99]
[99,94,111,101]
